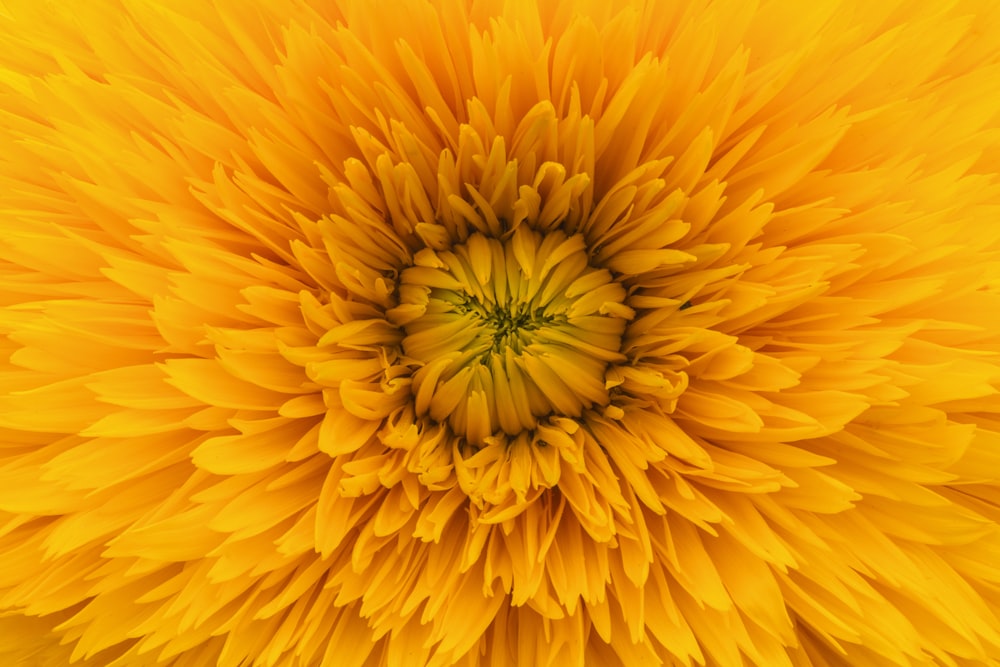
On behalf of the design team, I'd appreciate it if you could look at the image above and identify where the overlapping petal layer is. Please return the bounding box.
[1,0,999,665]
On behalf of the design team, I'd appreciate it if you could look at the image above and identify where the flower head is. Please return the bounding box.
[1,0,1000,665]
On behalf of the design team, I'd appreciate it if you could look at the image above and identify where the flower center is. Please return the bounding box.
[388,227,633,444]
[466,298,554,354]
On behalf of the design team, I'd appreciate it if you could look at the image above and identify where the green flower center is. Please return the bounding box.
[452,295,558,355]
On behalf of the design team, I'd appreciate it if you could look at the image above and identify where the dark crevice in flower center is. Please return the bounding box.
[457,296,559,355]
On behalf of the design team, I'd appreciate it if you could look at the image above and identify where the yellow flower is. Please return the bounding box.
[1,0,999,665]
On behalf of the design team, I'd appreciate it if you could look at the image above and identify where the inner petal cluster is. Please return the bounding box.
[388,226,633,444]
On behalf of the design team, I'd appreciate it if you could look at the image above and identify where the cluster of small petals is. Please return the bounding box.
[389,227,630,441]
[1,1,1000,666]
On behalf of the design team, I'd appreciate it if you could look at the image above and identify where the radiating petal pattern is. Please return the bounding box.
[1,0,999,665]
